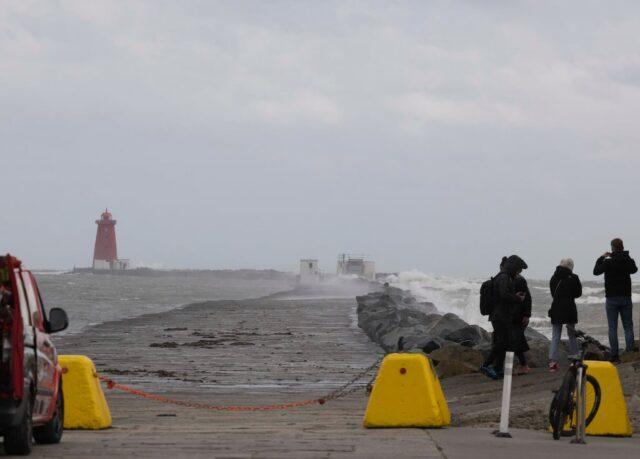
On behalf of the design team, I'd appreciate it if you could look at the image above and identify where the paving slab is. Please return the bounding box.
[431,427,640,459]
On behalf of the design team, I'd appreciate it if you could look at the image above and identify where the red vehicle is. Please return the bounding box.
[0,255,68,455]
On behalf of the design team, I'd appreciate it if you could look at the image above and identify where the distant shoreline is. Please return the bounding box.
[69,266,295,280]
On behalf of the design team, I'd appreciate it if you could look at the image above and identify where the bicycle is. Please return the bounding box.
[548,330,603,440]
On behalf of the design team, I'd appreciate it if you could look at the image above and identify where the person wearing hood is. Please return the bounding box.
[548,258,582,372]
[593,238,638,363]
[480,255,528,379]
[480,257,509,379]
[511,268,532,374]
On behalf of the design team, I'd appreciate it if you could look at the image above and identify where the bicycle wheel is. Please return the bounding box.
[564,374,602,436]
[549,392,564,440]
[584,374,601,426]
[549,370,576,440]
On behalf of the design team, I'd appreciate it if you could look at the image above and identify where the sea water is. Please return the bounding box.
[33,272,293,335]
[32,270,639,344]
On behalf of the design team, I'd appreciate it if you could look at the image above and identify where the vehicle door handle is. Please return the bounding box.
[43,341,51,348]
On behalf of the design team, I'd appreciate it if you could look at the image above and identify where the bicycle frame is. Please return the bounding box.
[549,333,601,442]
[571,364,587,444]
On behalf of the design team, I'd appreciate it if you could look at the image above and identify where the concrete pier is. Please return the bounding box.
[29,294,640,458]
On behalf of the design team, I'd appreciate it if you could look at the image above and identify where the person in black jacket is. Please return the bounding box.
[480,257,508,379]
[480,255,527,379]
[548,259,582,372]
[593,238,638,362]
[511,273,532,374]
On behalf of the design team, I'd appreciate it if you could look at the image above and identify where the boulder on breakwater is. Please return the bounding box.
[356,287,550,377]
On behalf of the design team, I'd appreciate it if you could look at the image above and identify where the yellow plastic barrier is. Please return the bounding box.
[59,355,112,430]
[363,353,450,428]
[584,360,632,437]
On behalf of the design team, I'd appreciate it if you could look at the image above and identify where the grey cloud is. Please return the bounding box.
[2,1,640,278]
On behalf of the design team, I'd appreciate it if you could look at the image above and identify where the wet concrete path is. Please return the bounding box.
[18,294,640,457]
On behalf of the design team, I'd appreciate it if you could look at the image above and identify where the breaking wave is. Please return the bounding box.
[385,270,490,329]
[31,270,68,275]
[576,296,605,305]
[384,270,639,342]
[577,292,640,304]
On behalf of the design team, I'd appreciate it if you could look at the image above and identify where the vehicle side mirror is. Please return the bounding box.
[47,308,69,333]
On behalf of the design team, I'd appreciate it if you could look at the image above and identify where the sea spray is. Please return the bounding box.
[385,270,490,330]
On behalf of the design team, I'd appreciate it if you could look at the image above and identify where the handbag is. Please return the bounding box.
[548,279,563,318]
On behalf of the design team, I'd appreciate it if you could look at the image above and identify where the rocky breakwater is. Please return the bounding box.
[356,287,552,378]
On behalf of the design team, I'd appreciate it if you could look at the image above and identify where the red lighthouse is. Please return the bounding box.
[92,209,128,270]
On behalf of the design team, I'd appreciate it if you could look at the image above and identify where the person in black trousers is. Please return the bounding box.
[511,272,532,374]
[481,255,528,379]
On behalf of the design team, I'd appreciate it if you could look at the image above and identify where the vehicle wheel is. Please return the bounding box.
[549,371,576,440]
[584,375,601,427]
[34,381,64,445]
[562,374,602,437]
[549,391,567,440]
[4,392,33,455]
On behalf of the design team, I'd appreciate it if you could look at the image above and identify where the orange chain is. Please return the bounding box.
[98,358,381,412]
[99,376,322,411]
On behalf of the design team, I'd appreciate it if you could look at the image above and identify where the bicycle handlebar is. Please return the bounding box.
[574,329,609,353]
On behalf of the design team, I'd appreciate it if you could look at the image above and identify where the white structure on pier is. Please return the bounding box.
[337,254,375,280]
[299,259,321,285]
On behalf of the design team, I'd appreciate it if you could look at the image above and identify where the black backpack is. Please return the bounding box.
[479,277,495,316]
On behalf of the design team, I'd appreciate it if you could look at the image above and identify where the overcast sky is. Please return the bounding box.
[2,1,640,278]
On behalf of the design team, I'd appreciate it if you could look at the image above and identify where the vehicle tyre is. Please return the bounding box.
[560,374,602,437]
[549,389,571,440]
[4,392,34,455]
[584,375,601,427]
[34,380,64,445]
[549,370,576,440]
[548,393,560,439]
[550,372,602,438]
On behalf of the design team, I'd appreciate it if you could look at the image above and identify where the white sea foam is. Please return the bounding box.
[383,270,640,341]
[535,286,603,296]
[32,270,68,275]
[576,292,640,304]
[385,270,490,329]
[576,296,605,305]
[130,261,165,269]
[528,317,549,325]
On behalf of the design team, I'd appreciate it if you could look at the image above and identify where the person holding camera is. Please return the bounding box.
[593,238,638,363]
